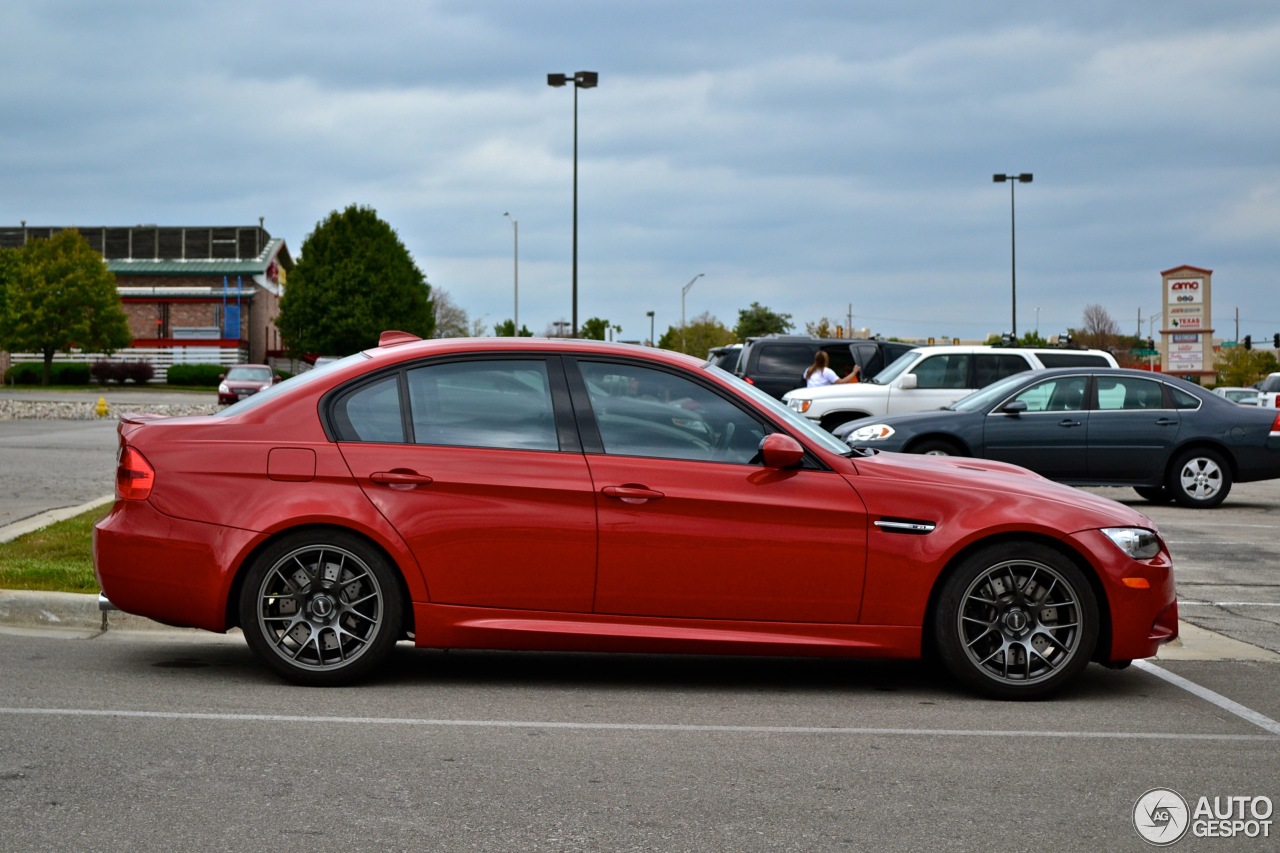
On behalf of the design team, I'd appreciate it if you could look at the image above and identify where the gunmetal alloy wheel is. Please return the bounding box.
[1167,448,1231,509]
[240,532,402,686]
[934,543,1098,699]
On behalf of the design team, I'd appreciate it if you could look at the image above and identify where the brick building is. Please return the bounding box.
[1,223,292,378]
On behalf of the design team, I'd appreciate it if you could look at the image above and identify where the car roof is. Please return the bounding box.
[361,334,708,370]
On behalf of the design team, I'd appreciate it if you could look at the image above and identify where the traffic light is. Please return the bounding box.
[1274,333,1279,349]
[1147,337,1154,350]
[1244,335,1252,350]
[835,325,843,338]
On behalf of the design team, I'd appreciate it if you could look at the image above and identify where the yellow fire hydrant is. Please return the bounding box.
[94,396,110,418]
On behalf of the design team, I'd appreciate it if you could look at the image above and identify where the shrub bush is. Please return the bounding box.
[91,360,156,384]
[4,362,92,385]
[166,363,226,387]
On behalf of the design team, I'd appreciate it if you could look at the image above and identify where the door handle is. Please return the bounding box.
[371,470,434,489]
[1154,418,1178,427]
[1057,419,1083,428]
[602,485,665,504]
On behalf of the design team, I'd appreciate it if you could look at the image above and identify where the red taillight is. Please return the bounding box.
[116,446,155,501]
[744,376,755,385]
[1271,413,1280,434]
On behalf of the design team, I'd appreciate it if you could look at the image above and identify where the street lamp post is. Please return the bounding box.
[547,70,599,338]
[646,310,655,346]
[681,273,704,352]
[503,212,518,335]
[993,173,1033,339]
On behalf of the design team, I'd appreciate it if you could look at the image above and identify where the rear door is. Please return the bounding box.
[1087,375,1180,481]
[333,357,599,612]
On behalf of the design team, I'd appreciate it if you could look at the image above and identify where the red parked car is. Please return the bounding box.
[94,332,1178,698]
[216,363,279,405]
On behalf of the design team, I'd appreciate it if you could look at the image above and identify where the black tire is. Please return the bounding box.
[912,439,963,457]
[1165,448,1231,509]
[1134,485,1173,504]
[239,530,403,686]
[933,542,1099,700]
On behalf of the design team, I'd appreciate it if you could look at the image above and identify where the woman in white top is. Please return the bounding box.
[804,351,860,387]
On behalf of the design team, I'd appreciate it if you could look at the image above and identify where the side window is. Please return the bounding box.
[853,343,883,377]
[1096,377,1166,411]
[912,354,971,389]
[975,354,1031,388]
[1170,386,1201,410]
[406,360,559,451]
[755,344,814,377]
[332,375,405,443]
[1036,353,1111,368]
[1010,376,1087,413]
[578,361,766,464]
[821,344,856,379]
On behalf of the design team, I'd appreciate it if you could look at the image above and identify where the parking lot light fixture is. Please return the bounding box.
[547,70,599,337]
[681,273,704,352]
[993,173,1033,338]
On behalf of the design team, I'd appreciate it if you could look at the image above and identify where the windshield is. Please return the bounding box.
[703,364,851,456]
[226,366,273,382]
[948,371,1043,412]
[864,350,920,385]
[215,353,369,416]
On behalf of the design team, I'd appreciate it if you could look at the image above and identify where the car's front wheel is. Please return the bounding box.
[912,439,963,456]
[239,530,403,686]
[933,542,1099,700]
[1134,485,1173,504]
[1166,448,1231,508]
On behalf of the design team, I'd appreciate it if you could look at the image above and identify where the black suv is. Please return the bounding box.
[735,336,916,399]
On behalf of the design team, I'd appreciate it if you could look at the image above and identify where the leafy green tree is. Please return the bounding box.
[805,317,835,338]
[580,317,621,341]
[1,230,131,385]
[1216,346,1277,387]
[277,205,434,355]
[493,319,533,337]
[735,302,793,341]
[658,311,736,356]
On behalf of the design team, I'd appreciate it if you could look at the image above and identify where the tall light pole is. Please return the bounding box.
[993,173,1033,339]
[646,310,655,346]
[547,70,598,337]
[681,273,704,352]
[503,212,518,335]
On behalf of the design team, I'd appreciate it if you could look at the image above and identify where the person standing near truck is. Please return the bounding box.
[804,351,860,387]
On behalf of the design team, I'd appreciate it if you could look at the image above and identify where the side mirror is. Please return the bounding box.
[759,433,804,469]
[898,374,918,390]
[1000,400,1028,415]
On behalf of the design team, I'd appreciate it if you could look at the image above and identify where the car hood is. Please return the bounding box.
[783,382,888,401]
[849,447,1156,530]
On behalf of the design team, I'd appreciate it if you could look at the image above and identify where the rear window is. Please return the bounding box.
[1035,352,1112,368]
[753,344,816,375]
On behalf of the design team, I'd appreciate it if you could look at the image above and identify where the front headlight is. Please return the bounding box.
[1101,527,1162,560]
[789,399,812,413]
[217,382,230,394]
[847,424,895,442]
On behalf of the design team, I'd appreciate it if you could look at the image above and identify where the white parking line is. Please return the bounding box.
[1133,660,1280,736]
[0,706,1275,742]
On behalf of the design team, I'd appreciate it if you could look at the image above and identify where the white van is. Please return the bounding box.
[782,345,1119,431]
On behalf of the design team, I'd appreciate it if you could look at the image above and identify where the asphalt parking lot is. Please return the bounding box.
[1,406,1278,851]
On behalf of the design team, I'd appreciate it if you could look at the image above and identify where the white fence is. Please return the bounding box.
[5,345,249,383]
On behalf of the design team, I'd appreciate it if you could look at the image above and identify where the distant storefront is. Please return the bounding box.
[1,224,291,379]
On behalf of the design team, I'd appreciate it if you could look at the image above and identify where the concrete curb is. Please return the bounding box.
[0,495,115,544]
[0,589,182,632]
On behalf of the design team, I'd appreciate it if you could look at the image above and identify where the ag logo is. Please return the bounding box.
[1134,788,1190,845]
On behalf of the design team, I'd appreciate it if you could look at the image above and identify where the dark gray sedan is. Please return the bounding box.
[834,367,1280,508]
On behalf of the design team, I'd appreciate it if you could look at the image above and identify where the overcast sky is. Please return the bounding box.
[5,1,1278,343]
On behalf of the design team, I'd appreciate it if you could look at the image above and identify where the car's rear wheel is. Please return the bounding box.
[933,542,1098,700]
[1133,485,1173,504]
[1166,448,1231,508]
[239,530,403,686]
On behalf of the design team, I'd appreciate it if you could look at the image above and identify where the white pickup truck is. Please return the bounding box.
[1256,373,1280,409]
[782,345,1118,432]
